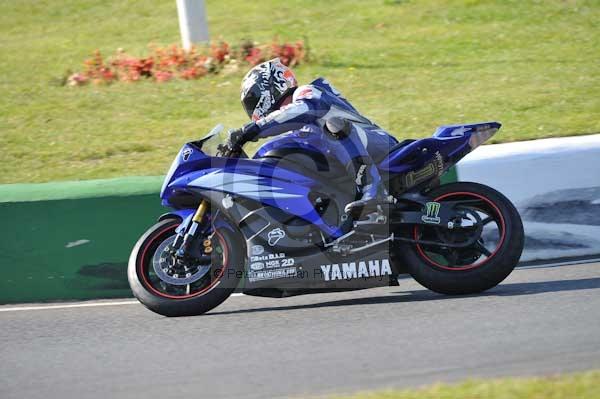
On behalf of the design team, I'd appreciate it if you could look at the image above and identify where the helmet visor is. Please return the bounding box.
[242,84,263,119]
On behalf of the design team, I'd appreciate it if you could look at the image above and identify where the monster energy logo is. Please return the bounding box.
[422,201,441,224]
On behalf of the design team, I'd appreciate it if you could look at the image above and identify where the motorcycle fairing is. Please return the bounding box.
[165,157,344,238]
[161,150,314,202]
[242,236,396,296]
[160,190,397,296]
[380,121,501,174]
[208,191,396,294]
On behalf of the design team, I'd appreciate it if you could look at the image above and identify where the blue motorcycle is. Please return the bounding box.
[128,121,524,316]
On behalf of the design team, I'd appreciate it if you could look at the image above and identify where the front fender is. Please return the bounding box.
[158,209,195,234]
[158,209,195,222]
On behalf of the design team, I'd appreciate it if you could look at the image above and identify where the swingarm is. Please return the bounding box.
[338,193,485,253]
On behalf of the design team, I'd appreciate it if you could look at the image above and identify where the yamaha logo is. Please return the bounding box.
[182,148,193,161]
[320,259,392,281]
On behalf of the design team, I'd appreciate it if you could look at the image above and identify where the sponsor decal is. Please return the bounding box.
[403,151,444,188]
[268,228,286,246]
[320,259,392,281]
[222,195,234,209]
[250,253,295,269]
[251,245,265,256]
[182,148,193,161]
[248,267,297,282]
[251,252,285,262]
[422,201,441,224]
[248,251,295,280]
[250,262,265,271]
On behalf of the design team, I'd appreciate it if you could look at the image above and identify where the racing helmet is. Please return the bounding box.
[240,58,297,121]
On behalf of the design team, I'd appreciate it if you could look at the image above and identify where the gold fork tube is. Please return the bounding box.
[192,200,208,223]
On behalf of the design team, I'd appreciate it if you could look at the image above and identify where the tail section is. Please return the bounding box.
[434,121,501,150]
[381,121,501,191]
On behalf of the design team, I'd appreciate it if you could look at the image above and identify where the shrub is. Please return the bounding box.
[67,38,308,86]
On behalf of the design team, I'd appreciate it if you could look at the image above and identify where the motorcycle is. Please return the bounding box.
[128,121,524,316]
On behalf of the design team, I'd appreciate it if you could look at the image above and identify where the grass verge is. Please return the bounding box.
[1,0,598,183]
[329,370,600,399]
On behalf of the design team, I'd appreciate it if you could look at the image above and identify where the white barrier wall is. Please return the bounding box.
[457,134,600,262]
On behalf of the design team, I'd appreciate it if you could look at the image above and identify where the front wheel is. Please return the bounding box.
[128,216,245,316]
[398,182,524,295]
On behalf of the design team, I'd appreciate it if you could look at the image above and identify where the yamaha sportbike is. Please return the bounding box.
[128,121,524,316]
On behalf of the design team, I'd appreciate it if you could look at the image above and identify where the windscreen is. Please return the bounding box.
[197,124,225,156]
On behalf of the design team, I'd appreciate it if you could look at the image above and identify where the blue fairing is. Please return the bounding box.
[434,121,501,139]
[380,121,501,173]
[160,121,500,239]
[163,154,341,237]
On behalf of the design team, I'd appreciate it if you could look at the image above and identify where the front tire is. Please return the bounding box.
[128,217,245,316]
[399,182,524,295]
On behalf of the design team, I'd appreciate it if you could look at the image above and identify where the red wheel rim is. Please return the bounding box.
[137,224,229,299]
[414,191,506,271]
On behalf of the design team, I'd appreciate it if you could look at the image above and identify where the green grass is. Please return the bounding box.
[0,0,599,183]
[329,370,600,399]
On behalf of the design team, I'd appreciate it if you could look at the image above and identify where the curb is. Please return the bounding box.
[454,134,600,263]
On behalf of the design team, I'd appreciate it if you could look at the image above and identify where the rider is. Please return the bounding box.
[227,58,398,213]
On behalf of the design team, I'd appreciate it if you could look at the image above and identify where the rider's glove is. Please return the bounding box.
[227,128,245,151]
[227,123,261,151]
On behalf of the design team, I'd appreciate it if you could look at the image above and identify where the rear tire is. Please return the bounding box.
[399,182,524,295]
[128,216,245,316]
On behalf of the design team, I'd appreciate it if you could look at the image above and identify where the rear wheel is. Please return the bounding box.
[128,215,245,316]
[399,182,524,294]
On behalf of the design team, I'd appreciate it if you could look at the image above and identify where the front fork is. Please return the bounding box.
[174,200,211,259]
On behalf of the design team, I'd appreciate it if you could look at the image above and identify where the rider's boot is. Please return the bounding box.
[344,156,386,215]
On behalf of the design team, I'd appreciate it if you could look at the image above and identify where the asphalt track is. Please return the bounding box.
[1,262,600,399]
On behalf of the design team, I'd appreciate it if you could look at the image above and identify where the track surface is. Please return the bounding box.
[2,262,600,399]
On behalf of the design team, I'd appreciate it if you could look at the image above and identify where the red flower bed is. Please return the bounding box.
[67,38,308,86]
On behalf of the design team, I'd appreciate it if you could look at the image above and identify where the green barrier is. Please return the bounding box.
[0,177,164,304]
[0,169,457,304]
